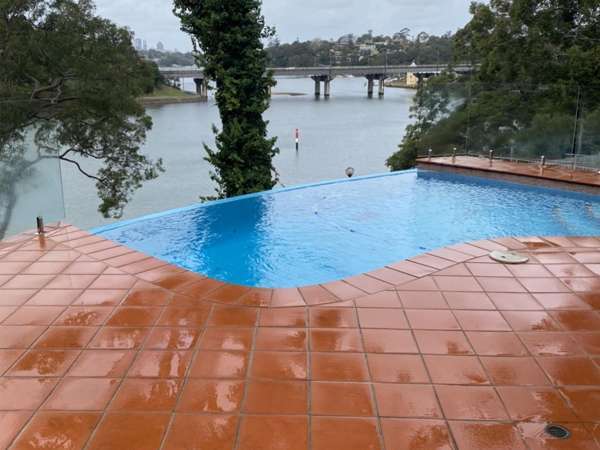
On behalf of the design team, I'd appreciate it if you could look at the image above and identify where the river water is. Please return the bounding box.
[61,77,415,230]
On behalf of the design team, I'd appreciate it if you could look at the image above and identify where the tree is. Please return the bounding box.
[173,0,279,198]
[0,0,164,230]
[387,75,465,170]
[387,0,600,170]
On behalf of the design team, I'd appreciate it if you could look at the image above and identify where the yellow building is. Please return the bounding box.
[406,61,420,87]
[406,72,419,87]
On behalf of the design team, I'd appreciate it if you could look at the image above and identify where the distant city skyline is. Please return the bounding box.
[94,0,478,52]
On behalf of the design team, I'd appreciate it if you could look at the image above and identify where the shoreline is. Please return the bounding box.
[139,84,205,106]
[140,91,307,106]
[385,81,417,90]
[273,92,306,96]
[138,96,205,106]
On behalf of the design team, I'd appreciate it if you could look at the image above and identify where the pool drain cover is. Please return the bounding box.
[544,424,570,439]
[489,250,529,264]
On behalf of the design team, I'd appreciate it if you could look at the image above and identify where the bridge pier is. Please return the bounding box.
[365,75,386,98]
[193,78,208,101]
[311,75,333,99]
[324,78,331,99]
[366,76,374,98]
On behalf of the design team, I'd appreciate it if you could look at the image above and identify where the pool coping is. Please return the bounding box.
[418,156,600,195]
[22,223,600,307]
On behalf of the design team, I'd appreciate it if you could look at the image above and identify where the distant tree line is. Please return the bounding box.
[266,31,454,67]
[141,30,454,68]
[139,49,196,67]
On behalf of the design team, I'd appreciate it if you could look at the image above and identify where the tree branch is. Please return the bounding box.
[59,148,73,159]
[59,155,103,183]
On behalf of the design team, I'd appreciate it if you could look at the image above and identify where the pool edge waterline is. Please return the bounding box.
[90,169,418,235]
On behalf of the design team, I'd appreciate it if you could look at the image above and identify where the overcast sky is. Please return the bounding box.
[94,0,477,52]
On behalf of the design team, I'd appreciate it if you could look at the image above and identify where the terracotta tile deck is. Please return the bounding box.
[0,225,599,449]
[418,155,600,190]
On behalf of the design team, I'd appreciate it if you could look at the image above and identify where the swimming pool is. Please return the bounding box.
[94,170,600,288]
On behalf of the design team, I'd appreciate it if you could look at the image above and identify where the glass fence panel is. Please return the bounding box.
[410,80,471,157]
[576,86,600,169]
[0,99,66,240]
[465,83,579,161]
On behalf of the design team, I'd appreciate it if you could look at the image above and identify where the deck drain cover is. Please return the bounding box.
[544,424,570,439]
[489,250,529,264]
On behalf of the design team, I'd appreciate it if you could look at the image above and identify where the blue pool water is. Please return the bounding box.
[94,170,600,288]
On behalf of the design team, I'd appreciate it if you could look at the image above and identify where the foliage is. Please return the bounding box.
[0,0,164,219]
[143,85,195,99]
[387,75,464,170]
[148,30,454,68]
[387,0,600,170]
[266,31,454,67]
[174,0,278,198]
[386,140,418,171]
[138,60,164,95]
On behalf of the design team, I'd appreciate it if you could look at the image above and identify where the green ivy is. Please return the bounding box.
[174,0,279,198]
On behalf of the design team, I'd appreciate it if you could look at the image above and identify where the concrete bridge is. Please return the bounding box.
[159,63,474,99]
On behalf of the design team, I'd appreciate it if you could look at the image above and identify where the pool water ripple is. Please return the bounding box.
[94,170,600,287]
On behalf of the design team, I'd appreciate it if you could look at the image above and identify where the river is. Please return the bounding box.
[60,77,415,230]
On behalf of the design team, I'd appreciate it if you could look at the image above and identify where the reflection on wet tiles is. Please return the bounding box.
[68,350,135,377]
[177,379,244,413]
[8,350,78,377]
[89,328,148,349]
[382,418,453,450]
[450,421,527,450]
[191,351,249,378]
[56,308,111,326]
[110,379,181,411]
[10,412,101,450]
[0,378,58,410]
[145,328,199,350]
[128,351,191,378]
[199,329,253,351]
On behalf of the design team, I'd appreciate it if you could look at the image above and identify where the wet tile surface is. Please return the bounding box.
[312,416,380,450]
[11,412,100,450]
[449,421,528,450]
[87,413,170,450]
[420,155,600,189]
[382,418,453,450]
[238,415,308,450]
[375,383,442,418]
[163,414,238,450]
[176,379,244,413]
[1,226,600,448]
[42,378,120,410]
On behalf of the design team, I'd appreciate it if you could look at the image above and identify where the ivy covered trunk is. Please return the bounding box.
[174,0,279,198]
